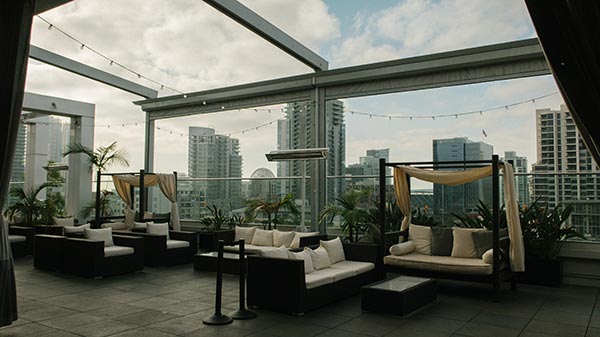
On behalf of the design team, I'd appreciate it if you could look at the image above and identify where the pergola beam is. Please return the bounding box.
[203,0,328,71]
[135,38,550,120]
[29,45,158,99]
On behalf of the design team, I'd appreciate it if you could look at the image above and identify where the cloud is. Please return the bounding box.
[330,0,535,67]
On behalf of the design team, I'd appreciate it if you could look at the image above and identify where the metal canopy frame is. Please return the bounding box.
[134,38,550,228]
[203,0,328,71]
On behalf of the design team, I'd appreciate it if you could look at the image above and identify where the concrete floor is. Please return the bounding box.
[2,256,600,337]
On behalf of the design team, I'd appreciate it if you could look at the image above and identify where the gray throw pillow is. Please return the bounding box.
[431,227,453,256]
[472,230,493,258]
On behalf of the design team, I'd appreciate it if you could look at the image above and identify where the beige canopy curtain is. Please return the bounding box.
[156,174,181,231]
[393,163,525,272]
[112,173,180,230]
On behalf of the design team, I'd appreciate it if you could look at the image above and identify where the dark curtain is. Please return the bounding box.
[525,0,600,165]
[0,0,36,327]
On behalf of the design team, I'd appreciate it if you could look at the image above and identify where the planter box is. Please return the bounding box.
[520,257,562,286]
[197,229,235,252]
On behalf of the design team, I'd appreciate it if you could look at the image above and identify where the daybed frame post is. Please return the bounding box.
[138,169,145,222]
[379,158,387,260]
[95,170,102,227]
[492,155,501,301]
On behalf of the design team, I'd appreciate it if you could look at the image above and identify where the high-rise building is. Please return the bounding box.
[345,148,390,189]
[6,122,27,208]
[502,151,529,205]
[188,126,243,215]
[532,105,600,237]
[277,100,345,205]
[249,168,277,200]
[432,137,493,222]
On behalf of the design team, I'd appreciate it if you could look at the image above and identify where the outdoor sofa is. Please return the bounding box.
[247,238,381,315]
[8,225,35,257]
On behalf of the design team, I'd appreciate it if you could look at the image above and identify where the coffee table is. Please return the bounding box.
[194,251,243,275]
[361,275,436,316]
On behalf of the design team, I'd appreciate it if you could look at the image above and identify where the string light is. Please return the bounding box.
[36,15,184,95]
[345,92,558,121]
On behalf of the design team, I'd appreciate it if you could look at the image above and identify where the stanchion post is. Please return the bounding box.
[230,239,257,320]
[202,240,233,325]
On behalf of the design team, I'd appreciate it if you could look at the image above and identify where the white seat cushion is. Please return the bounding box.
[384,252,493,275]
[9,235,26,243]
[305,272,335,289]
[166,239,190,250]
[223,244,279,255]
[104,245,134,257]
[330,260,375,276]
[310,267,354,282]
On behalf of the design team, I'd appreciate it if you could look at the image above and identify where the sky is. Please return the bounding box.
[25,0,564,181]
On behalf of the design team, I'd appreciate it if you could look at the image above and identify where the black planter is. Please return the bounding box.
[197,229,235,252]
[520,257,562,286]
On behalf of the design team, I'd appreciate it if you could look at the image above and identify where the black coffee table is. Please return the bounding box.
[194,251,243,275]
[361,275,436,316]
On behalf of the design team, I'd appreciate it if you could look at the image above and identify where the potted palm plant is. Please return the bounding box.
[319,189,371,243]
[520,199,584,286]
[3,182,60,234]
[197,205,236,252]
[245,193,299,230]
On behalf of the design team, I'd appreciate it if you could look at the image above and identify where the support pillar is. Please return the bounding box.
[311,88,327,233]
[24,117,49,199]
[66,115,94,220]
[144,113,155,210]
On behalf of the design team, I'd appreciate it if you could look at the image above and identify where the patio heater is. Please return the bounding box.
[265,148,329,231]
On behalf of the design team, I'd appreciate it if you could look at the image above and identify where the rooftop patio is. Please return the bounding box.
[2,256,599,337]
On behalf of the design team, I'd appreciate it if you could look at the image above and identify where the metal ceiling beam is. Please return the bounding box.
[29,45,158,99]
[34,0,73,14]
[135,38,550,121]
[203,0,328,71]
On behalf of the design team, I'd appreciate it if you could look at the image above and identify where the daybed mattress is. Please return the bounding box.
[384,252,493,275]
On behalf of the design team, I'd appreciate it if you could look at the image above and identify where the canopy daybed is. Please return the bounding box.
[94,169,180,230]
[378,155,524,300]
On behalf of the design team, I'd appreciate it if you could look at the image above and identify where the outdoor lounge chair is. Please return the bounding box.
[62,229,144,278]
[9,225,35,257]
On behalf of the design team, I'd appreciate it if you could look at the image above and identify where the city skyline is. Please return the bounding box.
[23,0,563,179]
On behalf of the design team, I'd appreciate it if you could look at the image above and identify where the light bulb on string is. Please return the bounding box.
[80,44,85,50]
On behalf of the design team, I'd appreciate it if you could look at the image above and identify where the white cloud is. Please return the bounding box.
[330,0,535,67]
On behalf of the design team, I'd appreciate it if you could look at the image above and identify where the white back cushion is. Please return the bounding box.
[251,228,274,246]
[53,217,74,227]
[451,227,484,258]
[124,208,136,229]
[290,231,320,249]
[273,230,295,248]
[307,246,331,270]
[84,228,114,247]
[288,249,314,274]
[147,222,170,239]
[64,223,90,234]
[260,245,289,259]
[408,224,432,255]
[389,241,416,256]
[320,237,345,264]
[235,226,257,242]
